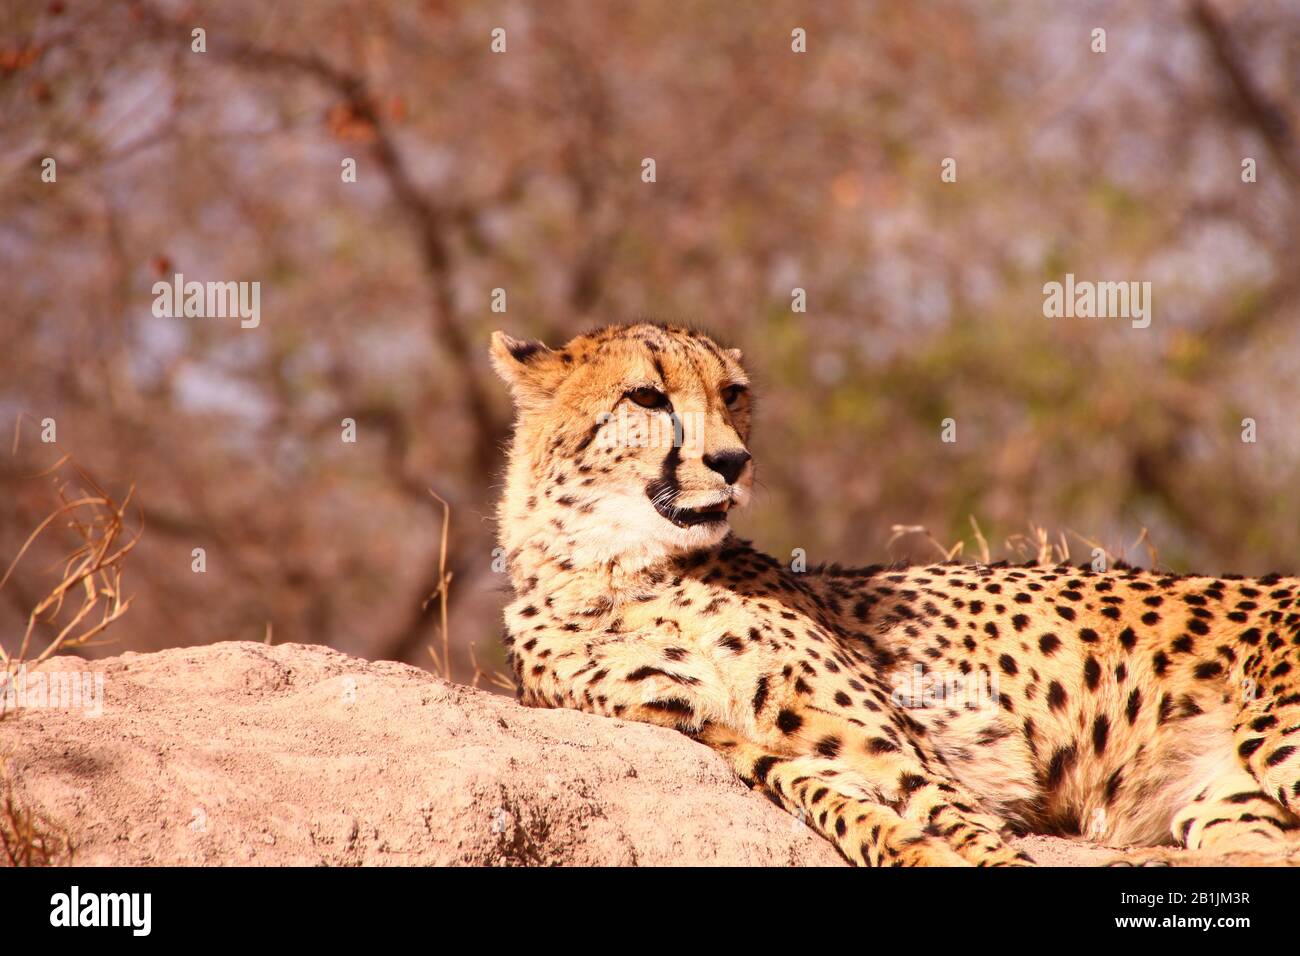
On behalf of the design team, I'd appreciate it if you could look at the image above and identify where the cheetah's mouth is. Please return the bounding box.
[652,497,731,529]
[645,445,733,529]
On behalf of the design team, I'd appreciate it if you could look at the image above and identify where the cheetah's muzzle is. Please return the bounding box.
[644,440,734,528]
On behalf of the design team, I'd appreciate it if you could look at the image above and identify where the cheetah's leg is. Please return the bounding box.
[698,726,969,867]
[1128,684,1300,864]
[1172,640,1300,860]
[530,654,970,865]
[1236,655,1300,819]
[1169,764,1299,858]
[892,772,1032,866]
[1182,672,1300,860]
[1113,766,1300,865]
[755,708,1031,866]
[1109,720,1300,866]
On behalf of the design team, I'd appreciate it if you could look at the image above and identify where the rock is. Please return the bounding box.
[3,642,843,866]
[1,641,1170,866]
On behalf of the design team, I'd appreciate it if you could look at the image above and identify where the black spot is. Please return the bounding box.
[998,654,1018,676]
[627,665,667,681]
[899,773,928,795]
[1045,745,1077,789]
[1022,718,1038,757]
[1238,737,1265,759]
[1047,681,1067,711]
[1084,656,1101,690]
[752,676,769,714]
[815,735,841,758]
[1265,746,1296,767]
[717,634,744,653]
[643,697,694,718]
[1193,660,1223,679]
[776,709,803,734]
[1104,768,1124,803]
[1092,715,1110,755]
[1125,689,1141,724]
[1038,633,1061,655]
[752,755,779,783]
[1225,790,1267,804]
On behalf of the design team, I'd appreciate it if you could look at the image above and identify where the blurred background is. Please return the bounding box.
[2,0,1298,687]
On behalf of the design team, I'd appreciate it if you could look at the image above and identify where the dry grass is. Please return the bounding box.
[889,516,1164,571]
[0,451,139,686]
[0,422,137,865]
[423,488,514,693]
[0,765,73,867]
[423,489,454,681]
[466,636,516,694]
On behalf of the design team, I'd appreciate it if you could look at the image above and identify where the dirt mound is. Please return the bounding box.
[4,641,1127,866]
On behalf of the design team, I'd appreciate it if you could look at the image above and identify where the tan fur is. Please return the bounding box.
[492,323,1300,866]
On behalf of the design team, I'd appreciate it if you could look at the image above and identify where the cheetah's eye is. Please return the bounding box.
[721,384,746,408]
[628,387,670,410]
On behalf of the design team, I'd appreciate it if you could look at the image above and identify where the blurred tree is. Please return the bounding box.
[1,0,1296,686]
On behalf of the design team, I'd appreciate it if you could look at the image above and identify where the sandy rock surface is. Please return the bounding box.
[3,641,1175,866]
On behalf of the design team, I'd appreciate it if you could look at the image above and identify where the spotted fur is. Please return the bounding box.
[492,323,1300,866]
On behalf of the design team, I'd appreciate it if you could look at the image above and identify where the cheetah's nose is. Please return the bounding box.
[703,449,751,485]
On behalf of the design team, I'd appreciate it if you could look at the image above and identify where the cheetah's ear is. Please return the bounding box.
[490,331,565,407]
[726,348,743,364]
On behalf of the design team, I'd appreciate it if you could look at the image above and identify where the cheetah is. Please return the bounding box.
[491,322,1300,866]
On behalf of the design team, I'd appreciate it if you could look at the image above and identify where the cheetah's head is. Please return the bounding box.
[491,323,753,568]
